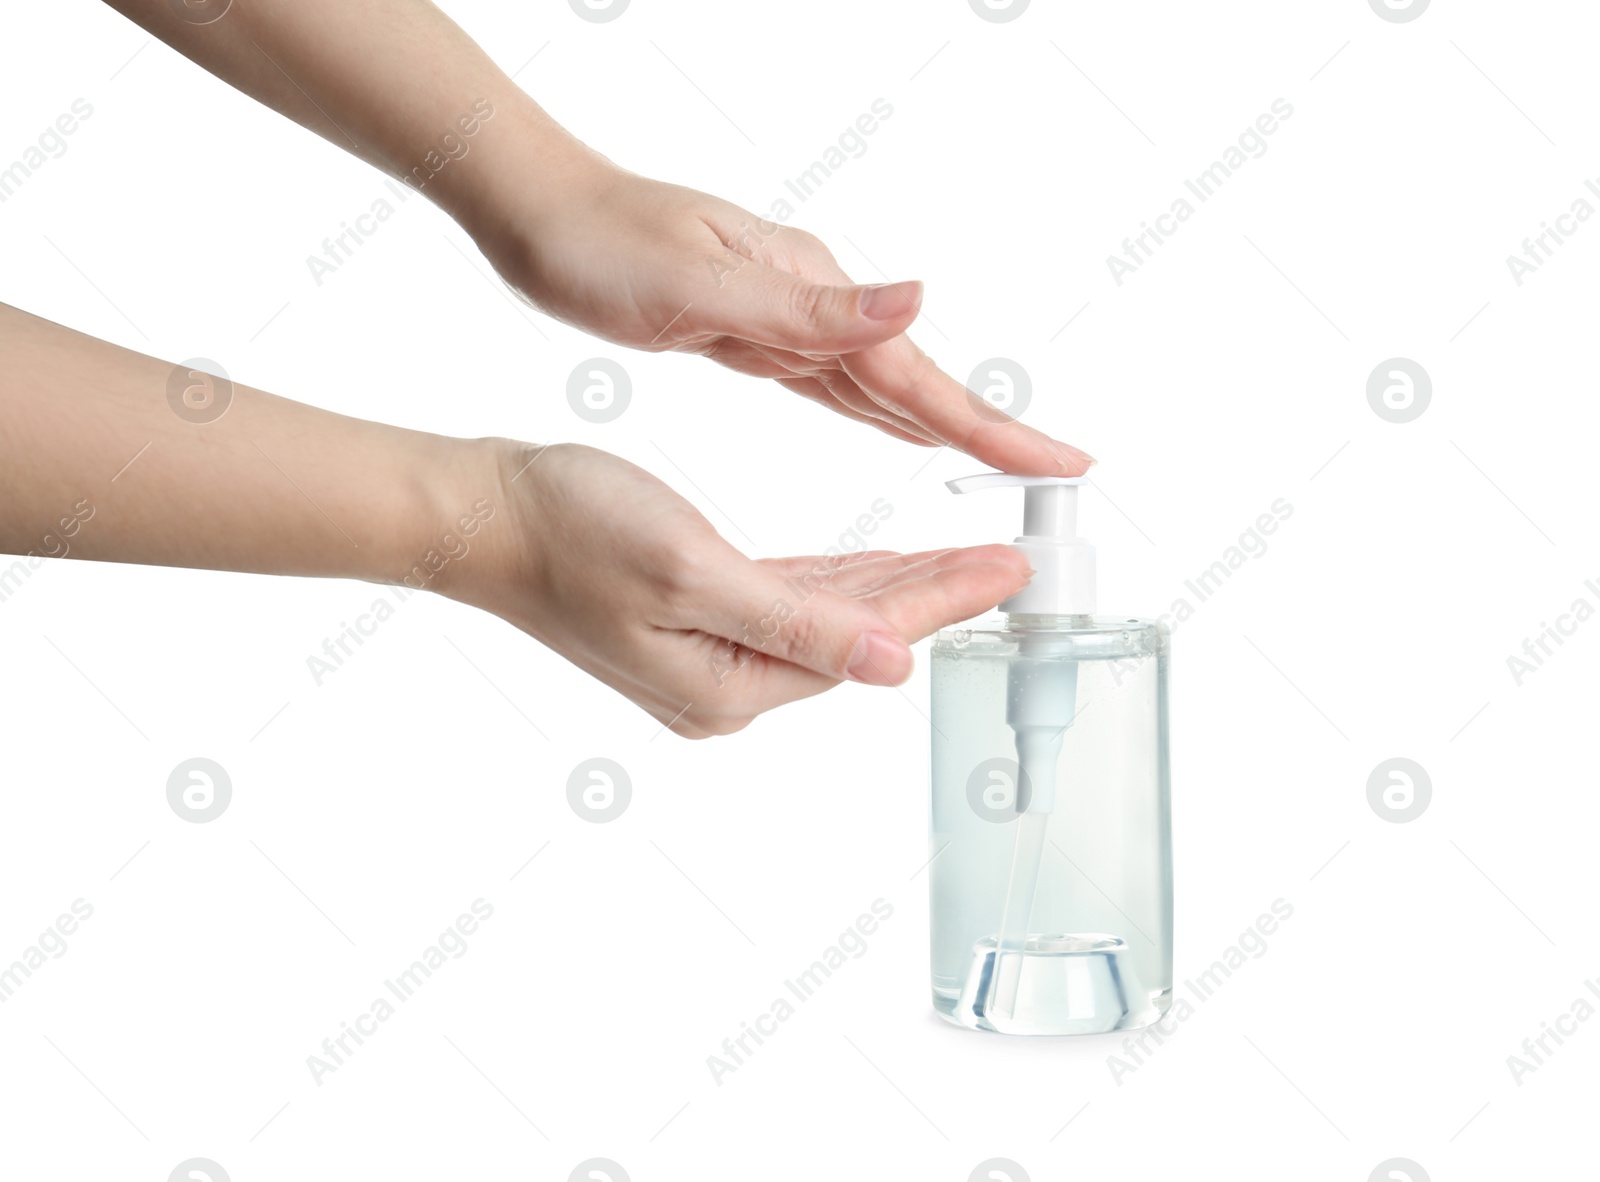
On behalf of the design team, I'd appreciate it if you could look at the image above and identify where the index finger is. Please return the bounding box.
[840,333,1095,477]
[717,549,1034,716]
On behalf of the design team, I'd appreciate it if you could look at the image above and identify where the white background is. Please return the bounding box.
[1,0,1596,1178]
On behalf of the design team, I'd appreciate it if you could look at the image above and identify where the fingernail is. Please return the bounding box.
[1006,548,1036,580]
[1052,442,1096,474]
[846,631,913,686]
[859,280,923,321]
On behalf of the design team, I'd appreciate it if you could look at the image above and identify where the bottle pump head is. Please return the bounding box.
[948,473,1097,616]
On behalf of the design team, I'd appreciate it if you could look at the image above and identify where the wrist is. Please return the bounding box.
[440,105,624,294]
[409,436,537,612]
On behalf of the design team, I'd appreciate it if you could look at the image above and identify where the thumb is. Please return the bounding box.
[701,267,923,355]
[706,559,915,687]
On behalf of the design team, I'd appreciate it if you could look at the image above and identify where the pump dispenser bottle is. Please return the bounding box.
[929,473,1171,1035]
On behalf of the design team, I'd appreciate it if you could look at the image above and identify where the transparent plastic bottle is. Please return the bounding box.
[930,615,1171,1034]
[926,474,1172,1035]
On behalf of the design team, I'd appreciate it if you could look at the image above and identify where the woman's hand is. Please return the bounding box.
[98,0,1091,475]
[476,162,1094,478]
[1,305,1031,741]
[440,441,1033,738]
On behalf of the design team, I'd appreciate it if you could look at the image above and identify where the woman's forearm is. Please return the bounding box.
[0,302,486,585]
[98,0,597,241]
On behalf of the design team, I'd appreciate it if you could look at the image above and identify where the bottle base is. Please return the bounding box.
[935,933,1167,1036]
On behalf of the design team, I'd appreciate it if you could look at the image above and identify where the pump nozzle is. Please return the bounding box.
[947,474,1096,616]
